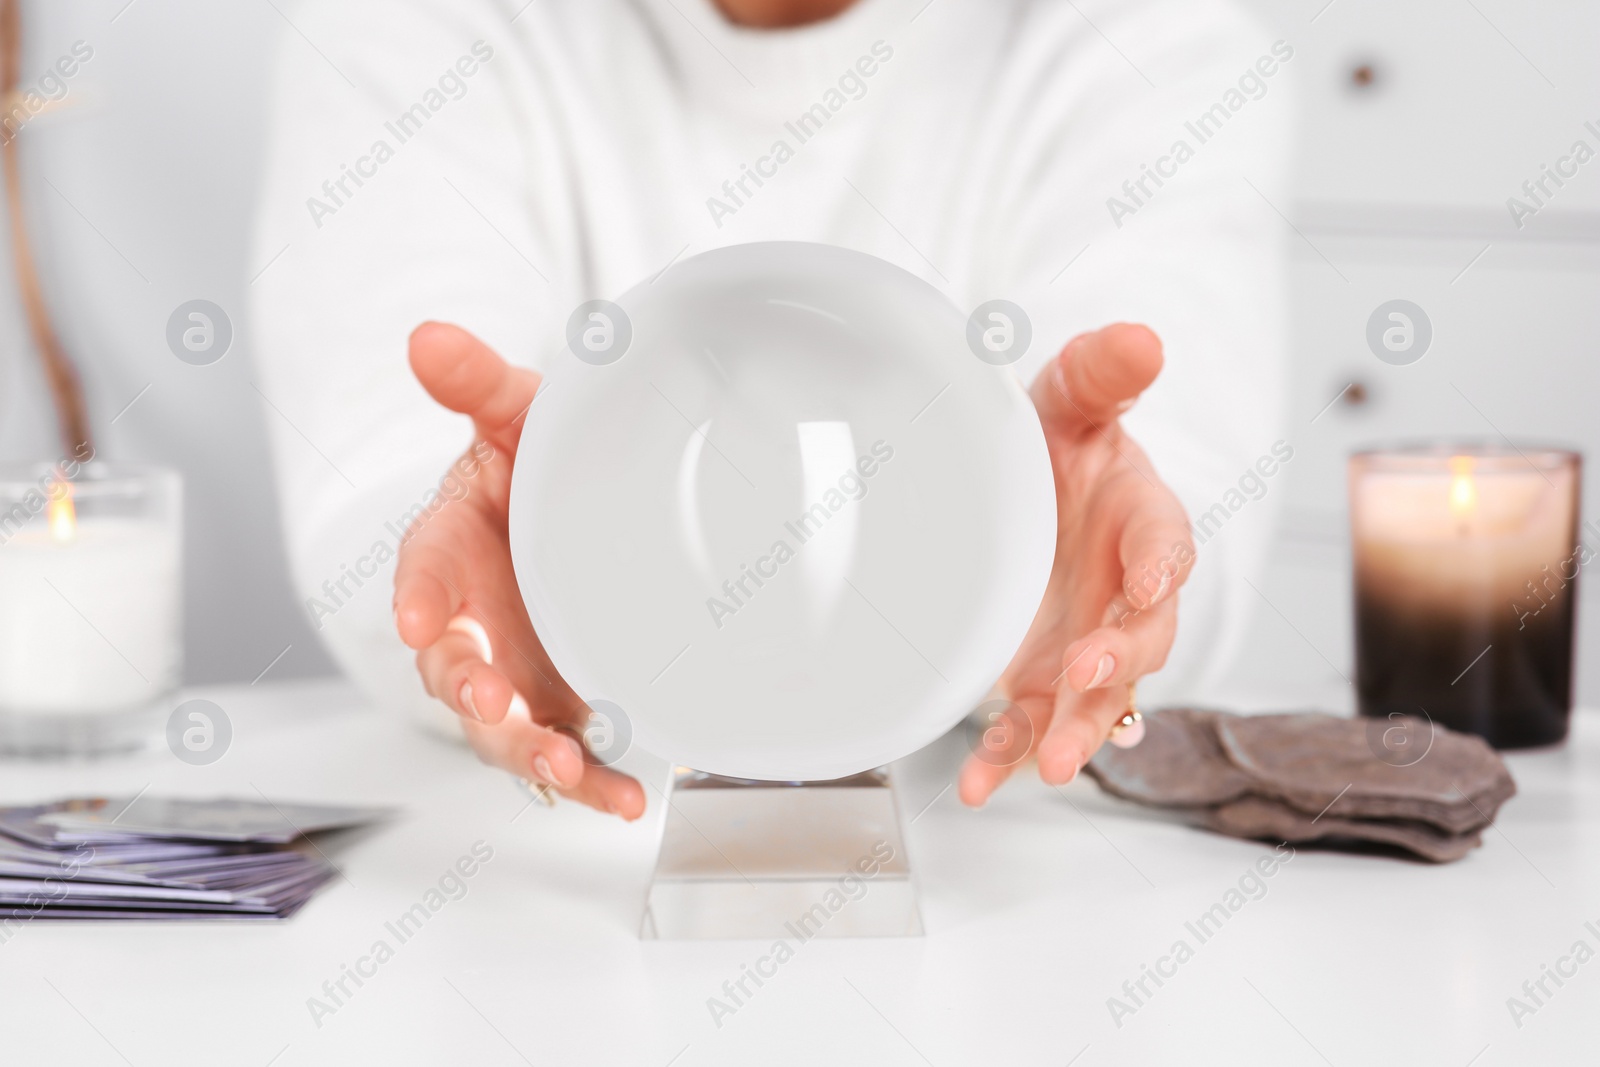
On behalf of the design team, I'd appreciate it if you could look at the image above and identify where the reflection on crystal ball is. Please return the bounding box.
[510,242,1055,781]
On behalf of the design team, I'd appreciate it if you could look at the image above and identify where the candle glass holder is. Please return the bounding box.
[1351,444,1580,749]
[0,463,183,757]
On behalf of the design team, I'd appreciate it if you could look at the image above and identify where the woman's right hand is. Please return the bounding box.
[392,322,646,820]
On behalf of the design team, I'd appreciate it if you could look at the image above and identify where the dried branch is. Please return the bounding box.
[1,0,93,460]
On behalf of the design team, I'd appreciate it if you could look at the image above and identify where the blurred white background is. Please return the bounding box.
[0,0,1596,703]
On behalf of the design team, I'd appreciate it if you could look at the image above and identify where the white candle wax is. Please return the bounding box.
[0,517,182,714]
[1352,458,1577,613]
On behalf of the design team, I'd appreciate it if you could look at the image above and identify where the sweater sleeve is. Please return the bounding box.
[978,0,1297,705]
[247,0,567,730]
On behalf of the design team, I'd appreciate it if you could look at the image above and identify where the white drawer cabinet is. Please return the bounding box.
[1279,236,1600,524]
[1211,1,1600,708]
[1218,233,1600,707]
[1240,0,1600,222]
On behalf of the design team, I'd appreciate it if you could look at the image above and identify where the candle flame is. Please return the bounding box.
[1448,455,1477,520]
[47,481,77,543]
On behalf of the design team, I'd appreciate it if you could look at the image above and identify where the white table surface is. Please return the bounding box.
[2,680,1596,1067]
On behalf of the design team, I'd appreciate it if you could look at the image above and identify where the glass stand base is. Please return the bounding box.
[640,766,923,940]
[0,708,155,759]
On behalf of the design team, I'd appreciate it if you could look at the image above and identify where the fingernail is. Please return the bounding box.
[1052,357,1069,395]
[1083,653,1116,691]
[531,754,555,785]
[458,681,483,722]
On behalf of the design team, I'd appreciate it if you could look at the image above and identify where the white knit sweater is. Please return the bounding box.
[250,0,1292,731]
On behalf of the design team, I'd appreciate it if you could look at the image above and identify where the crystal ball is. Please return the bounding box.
[509,242,1055,781]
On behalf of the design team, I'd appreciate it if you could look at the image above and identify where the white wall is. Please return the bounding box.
[0,0,334,683]
[1224,0,1600,707]
[1,0,1596,704]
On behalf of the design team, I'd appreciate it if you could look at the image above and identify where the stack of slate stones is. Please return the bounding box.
[1086,708,1516,862]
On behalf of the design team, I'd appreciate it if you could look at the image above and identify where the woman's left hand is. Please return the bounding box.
[959,323,1196,806]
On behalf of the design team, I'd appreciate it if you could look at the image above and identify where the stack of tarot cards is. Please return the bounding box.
[0,796,392,921]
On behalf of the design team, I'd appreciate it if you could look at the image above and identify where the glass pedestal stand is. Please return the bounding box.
[640,766,923,940]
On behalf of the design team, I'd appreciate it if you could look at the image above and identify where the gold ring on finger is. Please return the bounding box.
[1107,682,1145,749]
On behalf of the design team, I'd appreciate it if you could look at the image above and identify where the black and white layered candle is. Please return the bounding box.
[1351,446,1581,749]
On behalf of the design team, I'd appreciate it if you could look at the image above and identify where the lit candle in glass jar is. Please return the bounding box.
[0,464,182,756]
[1351,445,1581,748]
